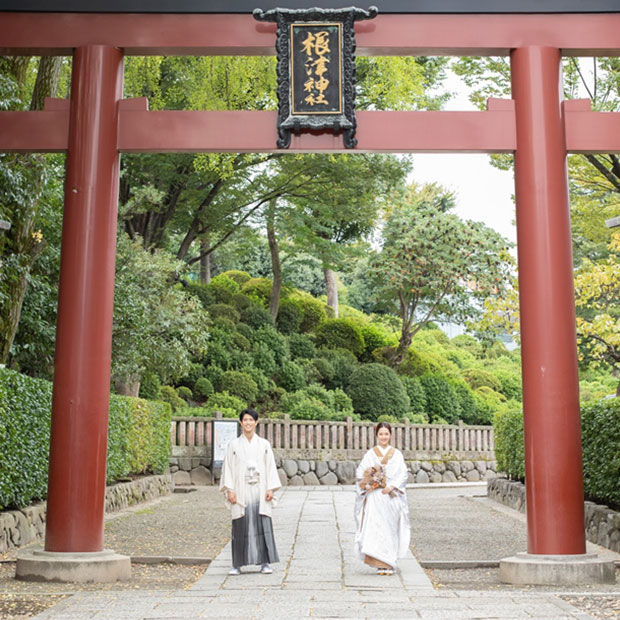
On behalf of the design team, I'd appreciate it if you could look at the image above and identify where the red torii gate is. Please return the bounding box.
[1,6,619,583]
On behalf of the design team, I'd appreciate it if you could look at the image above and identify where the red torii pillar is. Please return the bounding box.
[501,46,612,583]
[16,45,131,581]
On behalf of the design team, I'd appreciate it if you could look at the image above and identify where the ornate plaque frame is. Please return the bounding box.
[253,6,378,149]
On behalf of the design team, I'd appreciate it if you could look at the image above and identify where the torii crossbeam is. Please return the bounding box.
[1,0,620,585]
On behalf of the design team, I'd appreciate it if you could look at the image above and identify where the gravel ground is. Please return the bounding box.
[0,486,230,619]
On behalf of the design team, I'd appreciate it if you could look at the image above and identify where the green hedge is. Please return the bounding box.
[494,396,620,509]
[0,368,172,510]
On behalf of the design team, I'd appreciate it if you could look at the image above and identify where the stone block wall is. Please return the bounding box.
[0,474,171,554]
[487,477,620,553]
[171,456,500,487]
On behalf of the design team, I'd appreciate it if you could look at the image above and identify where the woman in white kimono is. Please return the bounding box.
[354,422,410,575]
[220,408,281,575]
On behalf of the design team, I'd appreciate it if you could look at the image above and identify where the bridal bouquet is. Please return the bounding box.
[359,465,386,494]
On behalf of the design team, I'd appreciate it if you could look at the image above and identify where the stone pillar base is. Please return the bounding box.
[16,548,131,583]
[500,552,615,585]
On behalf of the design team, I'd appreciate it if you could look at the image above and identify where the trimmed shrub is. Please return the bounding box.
[184,282,215,309]
[581,397,620,508]
[139,373,161,400]
[398,348,440,378]
[240,304,274,330]
[318,347,358,390]
[241,277,273,306]
[220,270,252,286]
[276,298,303,334]
[177,386,193,401]
[314,318,365,357]
[451,380,486,425]
[312,357,335,384]
[178,363,205,389]
[297,358,322,385]
[208,303,240,323]
[400,376,427,416]
[347,363,410,421]
[218,370,258,403]
[251,341,277,377]
[204,364,224,388]
[204,278,236,305]
[194,377,214,399]
[295,294,328,332]
[210,273,241,294]
[463,368,504,392]
[203,391,246,418]
[493,408,525,481]
[231,292,255,312]
[232,331,252,352]
[244,366,271,399]
[0,368,171,509]
[451,334,483,358]
[159,385,186,412]
[235,322,254,341]
[377,414,401,424]
[289,333,317,360]
[288,396,332,421]
[252,326,289,365]
[359,323,397,362]
[419,374,461,424]
[494,369,523,401]
[275,360,306,392]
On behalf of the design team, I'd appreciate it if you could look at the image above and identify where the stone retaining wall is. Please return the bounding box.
[0,474,171,554]
[171,456,500,487]
[487,477,620,553]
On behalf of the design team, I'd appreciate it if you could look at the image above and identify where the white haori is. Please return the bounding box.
[354,445,411,568]
[220,434,281,520]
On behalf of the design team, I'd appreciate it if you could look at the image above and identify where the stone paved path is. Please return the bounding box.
[34,487,600,619]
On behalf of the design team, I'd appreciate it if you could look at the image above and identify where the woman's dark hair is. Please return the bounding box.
[239,407,259,422]
[374,421,392,435]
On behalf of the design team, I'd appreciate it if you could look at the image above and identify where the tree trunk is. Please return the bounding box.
[266,199,281,320]
[199,237,211,285]
[324,268,339,318]
[0,56,62,364]
[114,377,140,397]
[392,325,413,368]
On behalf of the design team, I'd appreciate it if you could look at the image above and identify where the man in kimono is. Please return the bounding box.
[220,407,280,575]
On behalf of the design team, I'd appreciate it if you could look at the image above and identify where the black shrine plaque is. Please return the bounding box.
[291,23,342,116]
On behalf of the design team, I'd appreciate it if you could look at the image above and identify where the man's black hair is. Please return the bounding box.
[239,407,259,422]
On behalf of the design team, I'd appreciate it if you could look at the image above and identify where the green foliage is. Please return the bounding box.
[204,278,236,305]
[276,298,303,334]
[220,270,252,286]
[288,333,317,360]
[452,334,484,358]
[463,368,503,392]
[241,277,274,306]
[358,322,397,362]
[347,363,410,421]
[294,293,328,332]
[377,414,401,424]
[208,303,240,323]
[184,282,214,309]
[0,368,171,509]
[203,391,246,418]
[240,304,274,330]
[317,347,358,390]
[493,408,525,481]
[400,376,427,416]
[231,293,255,312]
[252,326,289,365]
[280,384,354,421]
[275,360,306,392]
[312,357,335,384]
[451,380,486,425]
[193,377,214,399]
[314,318,365,357]
[251,341,277,377]
[218,370,258,403]
[159,385,185,412]
[581,397,620,508]
[419,374,462,424]
[493,369,522,401]
[177,386,193,401]
[398,348,440,378]
[139,373,161,400]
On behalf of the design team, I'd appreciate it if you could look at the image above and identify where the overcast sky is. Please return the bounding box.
[409,68,517,245]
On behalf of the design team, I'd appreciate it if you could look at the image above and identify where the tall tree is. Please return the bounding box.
[0,55,66,363]
[369,183,514,366]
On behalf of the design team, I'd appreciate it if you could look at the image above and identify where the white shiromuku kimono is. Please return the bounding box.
[354,445,411,569]
[220,434,281,568]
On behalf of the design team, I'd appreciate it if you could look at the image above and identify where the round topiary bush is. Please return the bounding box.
[400,375,427,416]
[250,341,277,377]
[314,318,365,358]
[231,293,254,312]
[218,370,258,403]
[203,391,246,418]
[419,374,462,424]
[177,386,193,402]
[252,326,289,365]
[317,347,358,390]
[294,294,328,332]
[219,270,252,286]
[398,348,439,378]
[240,304,274,330]
[208,303,240,323]
[205,276,237,305]
[276,298,303,334]
[241,277,274,306]
[193,377,214,400]
[289,333,317,360]
[346,363,410,421]
[463,368,504,392]
[275,360,306,392]
[359,323,397,362]
[451,380,485,425]
[159,385,185,412]
[139,373,161,400]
